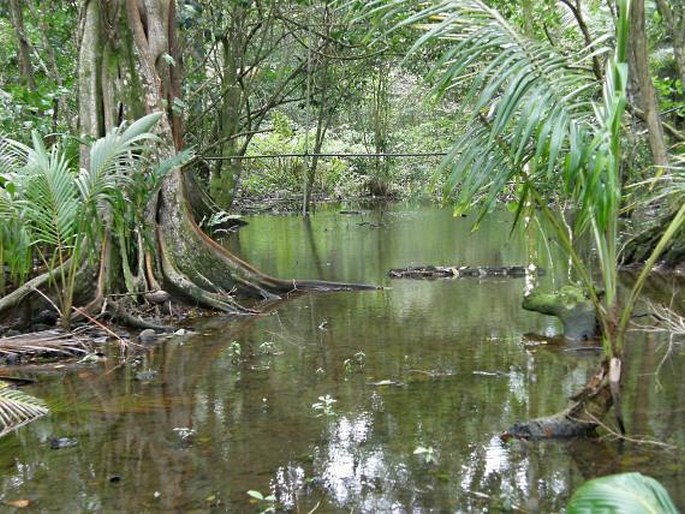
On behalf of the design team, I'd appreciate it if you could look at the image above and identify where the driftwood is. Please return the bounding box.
[0,329,92,360]
[388,265,543,280]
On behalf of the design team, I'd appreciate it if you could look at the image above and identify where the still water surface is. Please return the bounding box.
[0,204,683,512]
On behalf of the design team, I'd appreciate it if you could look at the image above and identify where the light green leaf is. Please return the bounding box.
[247,490,265,501]
[567,473,678,514]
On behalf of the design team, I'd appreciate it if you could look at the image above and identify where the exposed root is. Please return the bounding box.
[106,299,171,331]
[158,232,256,314]
[501,359,616,441]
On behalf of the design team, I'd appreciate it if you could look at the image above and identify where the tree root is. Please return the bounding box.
[157,229,257,314]
[501,359,616,441]
[106,300,171,331]
[154,169,379,313]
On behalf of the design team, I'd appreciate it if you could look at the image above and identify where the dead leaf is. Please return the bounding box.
[6,499,30,508]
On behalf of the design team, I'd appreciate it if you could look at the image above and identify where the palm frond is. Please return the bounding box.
[0,136,30,176]
[79,112,162,207]
[22,133,79,250]
[359,1,600,216]
[0,381,49,438]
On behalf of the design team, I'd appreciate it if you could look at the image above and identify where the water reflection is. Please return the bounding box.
[0,204,682,512]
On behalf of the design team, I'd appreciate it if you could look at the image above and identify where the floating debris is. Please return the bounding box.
[368,379,405,387]
[388,265,544,280]
[49,437,78,449]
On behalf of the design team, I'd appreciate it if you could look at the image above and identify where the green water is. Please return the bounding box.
[0,204,683,512]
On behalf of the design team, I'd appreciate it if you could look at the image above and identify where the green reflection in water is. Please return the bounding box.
[0,204,682,512]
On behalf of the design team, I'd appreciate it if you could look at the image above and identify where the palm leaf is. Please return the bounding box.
[0,136,30,176]
[567,472,678,514]
[22,133,79,250]
[0,381,49,438]
[79,112,162,208]
[357,0,600,219]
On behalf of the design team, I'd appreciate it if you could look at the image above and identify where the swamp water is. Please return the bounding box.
[0,204,683,512]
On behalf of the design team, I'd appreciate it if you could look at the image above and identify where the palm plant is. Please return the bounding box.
[354,0,685,435]
[0,381,49,438]
[0,113,162,327]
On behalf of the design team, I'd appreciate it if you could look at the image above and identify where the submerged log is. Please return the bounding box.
[388,265,541,280]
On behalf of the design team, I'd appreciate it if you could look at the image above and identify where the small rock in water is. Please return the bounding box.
[134,370,158,382]
[138,329,158,344]
[49,437,78,449]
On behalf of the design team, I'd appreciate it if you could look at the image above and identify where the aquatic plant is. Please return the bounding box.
[413,444,438,465]
[246,489,279,514]
[312,394,337,417]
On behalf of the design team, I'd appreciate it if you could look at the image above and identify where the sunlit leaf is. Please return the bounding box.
[247,490,265,500]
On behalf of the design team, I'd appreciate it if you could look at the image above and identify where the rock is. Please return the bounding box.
[138,329,159,344]
[49,437,78,449]
[34,309,58,326]
[522,285,598,341]
[145,289,171,304]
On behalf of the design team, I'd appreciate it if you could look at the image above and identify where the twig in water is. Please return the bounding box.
[578,411,679,451]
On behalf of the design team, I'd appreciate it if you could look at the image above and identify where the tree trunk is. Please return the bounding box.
[628,0,669,171]
[209,33,244,209]
[8,0,36,89]
[302,48,334,213]
[71,0,376,324]
[370,61,391,196]
[26,0,69,134]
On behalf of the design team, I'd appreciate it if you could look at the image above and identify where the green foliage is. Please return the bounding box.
[354,0,685,362]
[246,489,278,514]
[0,2,78,140]
[240,113,363,198]
[567,473,678,514]
[413,444,438,465]
[0,112,164,323]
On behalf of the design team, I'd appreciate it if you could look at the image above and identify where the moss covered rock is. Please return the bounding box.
[522,285,597,341]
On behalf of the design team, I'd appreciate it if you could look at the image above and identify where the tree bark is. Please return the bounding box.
[70,0,376,323]
[8,0,36,89]
[628,0,669,171]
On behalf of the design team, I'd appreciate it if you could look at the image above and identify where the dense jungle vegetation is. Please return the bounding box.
[0,1,685,509]
[0,0,684,429]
